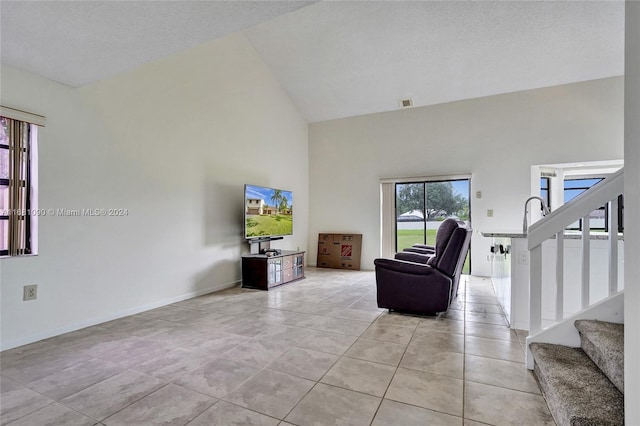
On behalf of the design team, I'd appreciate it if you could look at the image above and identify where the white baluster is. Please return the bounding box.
[555,231,564,321]
[529,244,543,334]
[608,198,619,295]
[581,215,590,309]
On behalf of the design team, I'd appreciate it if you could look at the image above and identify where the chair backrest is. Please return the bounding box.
[428,219,471,278]
[448,225,472,301]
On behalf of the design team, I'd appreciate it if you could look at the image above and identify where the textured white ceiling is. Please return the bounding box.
[245,1,625,122]
[0,0,315,87]
[1,1,625,123]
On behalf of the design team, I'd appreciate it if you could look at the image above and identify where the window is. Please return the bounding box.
[0,126,8,253]
[540,177,550,209]
[564,178,604,203]
[0,110,40,257]
[563,177,622,233]
[395,178,471,273]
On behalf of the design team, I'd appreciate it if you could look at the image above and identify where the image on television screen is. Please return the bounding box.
[245,185,293,238]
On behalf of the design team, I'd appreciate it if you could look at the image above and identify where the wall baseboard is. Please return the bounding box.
[0,280,240,351]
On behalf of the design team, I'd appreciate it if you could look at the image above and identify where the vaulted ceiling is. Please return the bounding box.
[0,1,625,123]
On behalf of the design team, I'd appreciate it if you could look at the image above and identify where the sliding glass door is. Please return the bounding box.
[395,179,471,273]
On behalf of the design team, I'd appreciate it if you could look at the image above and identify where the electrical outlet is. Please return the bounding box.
[23,285,37,301]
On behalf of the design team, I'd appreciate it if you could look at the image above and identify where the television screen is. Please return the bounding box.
[244,184,293,239]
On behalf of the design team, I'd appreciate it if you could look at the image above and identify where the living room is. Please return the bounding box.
[1,1,639,425]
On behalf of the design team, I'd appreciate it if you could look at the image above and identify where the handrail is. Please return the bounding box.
[527,167,624,338]
[527,168,624,249]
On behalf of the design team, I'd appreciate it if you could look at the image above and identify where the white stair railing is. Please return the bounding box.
[527,168,624,335]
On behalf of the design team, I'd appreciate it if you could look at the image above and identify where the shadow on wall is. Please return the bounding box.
[192,258,241,294]
[203,180,244,247]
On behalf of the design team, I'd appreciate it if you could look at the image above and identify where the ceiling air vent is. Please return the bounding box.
[399,98,413,108]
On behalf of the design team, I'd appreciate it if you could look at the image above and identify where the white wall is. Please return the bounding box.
[309,77,624,276]
[0,32,309,350]
[624,1,640,423]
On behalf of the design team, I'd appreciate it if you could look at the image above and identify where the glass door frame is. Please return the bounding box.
[393,175,472,273]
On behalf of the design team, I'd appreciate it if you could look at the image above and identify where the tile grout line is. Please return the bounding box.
[462,277,468,423]
[366,312,420,425]
[62,378,170,425]
[3,272,520,426]
[259,288,379,425]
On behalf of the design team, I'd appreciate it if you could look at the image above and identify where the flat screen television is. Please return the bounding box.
[244,184,293,239]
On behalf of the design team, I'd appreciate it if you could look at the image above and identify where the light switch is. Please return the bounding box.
[476,191,482,199]
[518,251,529,265]
[487,209,493,217]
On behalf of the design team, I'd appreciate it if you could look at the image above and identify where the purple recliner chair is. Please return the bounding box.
[374,218,472,315]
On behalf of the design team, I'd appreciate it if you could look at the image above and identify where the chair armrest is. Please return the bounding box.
[403,247,435,255]
[394,251,432,264]
[412,244,435,251]
[374,258,436,275]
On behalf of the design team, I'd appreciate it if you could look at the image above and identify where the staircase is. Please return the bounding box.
[531,320,624,426]
[525,169,625,424]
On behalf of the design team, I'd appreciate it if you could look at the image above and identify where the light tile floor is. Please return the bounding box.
[0,268,555,425]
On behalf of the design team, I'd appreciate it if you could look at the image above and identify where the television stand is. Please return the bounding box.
[242,250,305,290]
[261,248,281,256]
[249,237,283,255]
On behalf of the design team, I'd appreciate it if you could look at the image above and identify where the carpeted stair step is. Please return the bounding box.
[530,342,624,426]
[575,319,624,394]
